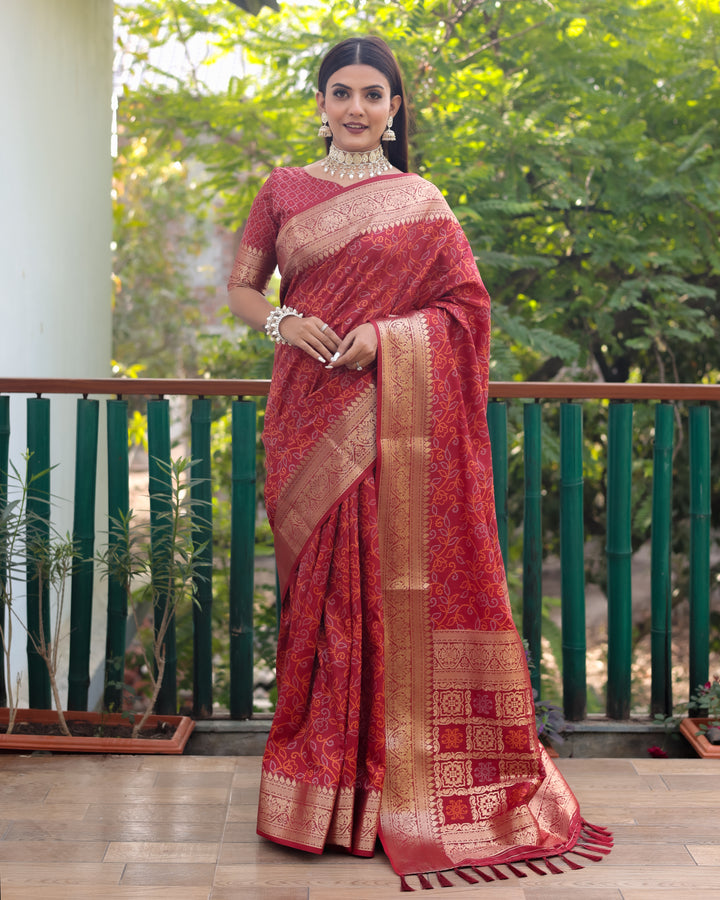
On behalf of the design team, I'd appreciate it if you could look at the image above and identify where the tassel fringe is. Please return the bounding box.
[582,829,614,846]
[454,867,478,884]
[581,842,612,854]
[472,867,495,882]
[583,818,611,835]
[489,865,509,880]
[398,821,613,891]
[570,848,604,862]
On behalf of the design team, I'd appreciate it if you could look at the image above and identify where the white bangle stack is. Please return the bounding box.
[265,306,303,345]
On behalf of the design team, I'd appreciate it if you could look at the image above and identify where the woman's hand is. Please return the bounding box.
[327,323,378,372]
[279,315,341,364]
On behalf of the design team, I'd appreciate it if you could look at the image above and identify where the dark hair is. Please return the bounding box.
[317,36,409,173]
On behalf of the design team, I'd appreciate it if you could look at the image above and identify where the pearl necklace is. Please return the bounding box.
[321,143,391,181]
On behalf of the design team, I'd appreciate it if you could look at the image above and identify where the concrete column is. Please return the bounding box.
[0,0,114,704]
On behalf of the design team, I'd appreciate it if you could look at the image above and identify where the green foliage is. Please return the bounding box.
[112,120,209,377]
[117,0,719,387]
[97,456,210,735]
[113,0,720,710]
[0,455,76,735]
[655,673,720,737]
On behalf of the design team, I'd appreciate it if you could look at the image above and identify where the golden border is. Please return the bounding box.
[257,771,382,855]
[273,383,377,592]
[433,628,526,689]
[227,244,275,294]
[277,176,456,282]
[376,313,436,858]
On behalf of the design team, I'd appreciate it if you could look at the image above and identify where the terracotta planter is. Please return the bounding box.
[679,717,720,759]
[0,707,195,754]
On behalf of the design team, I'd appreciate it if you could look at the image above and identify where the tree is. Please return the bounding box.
[112,127,209,377]
[114,1,720,705]
[115,0,719,387]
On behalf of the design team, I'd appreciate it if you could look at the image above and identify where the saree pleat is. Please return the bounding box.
[235,168,604,877]
[257,480,385,856]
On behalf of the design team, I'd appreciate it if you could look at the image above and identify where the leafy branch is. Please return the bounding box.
[97,456,209,738]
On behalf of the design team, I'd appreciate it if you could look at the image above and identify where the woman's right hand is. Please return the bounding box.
[279,315,341,365]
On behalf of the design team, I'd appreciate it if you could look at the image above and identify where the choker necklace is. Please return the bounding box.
[321,143,391,181]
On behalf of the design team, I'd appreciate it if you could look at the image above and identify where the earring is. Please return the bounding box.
[317,112,332,138]
[382,116,396,141]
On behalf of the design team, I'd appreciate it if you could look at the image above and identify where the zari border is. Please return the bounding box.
[273,382,377,594]
[375,313,436,863]
[277,175,456,282]
[227,243,275,294]
[257,769,381,855]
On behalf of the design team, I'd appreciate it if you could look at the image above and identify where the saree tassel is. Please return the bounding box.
[584,830,614,846]
[560,854,585,871]
[525,860,548,876]
[583,819,612,836]
[488,865,509,880]
[581,841,612,855]
[505,862,527,878]
[569,849,604,862]
[417,873,434,890]
[471,867,495,883]
[436,871,454,887]
[544,857,564,875]
[400,875,415,892]
[454,867,479,884]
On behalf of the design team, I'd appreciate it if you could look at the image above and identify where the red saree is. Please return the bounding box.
[228,168,611,883]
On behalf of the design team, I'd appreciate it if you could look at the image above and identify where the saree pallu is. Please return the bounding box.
[242,170,604,878]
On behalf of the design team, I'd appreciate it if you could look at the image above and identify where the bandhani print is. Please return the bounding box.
[228,167,612,886]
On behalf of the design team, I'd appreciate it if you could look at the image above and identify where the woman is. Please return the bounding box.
[228,35,611,888]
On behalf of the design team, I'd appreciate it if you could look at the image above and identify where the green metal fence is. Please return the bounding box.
[0,378,718,724]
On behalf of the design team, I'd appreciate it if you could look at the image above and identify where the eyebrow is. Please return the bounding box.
[330,81,386,91]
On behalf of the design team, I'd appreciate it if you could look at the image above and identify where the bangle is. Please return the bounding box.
[265,306,303,345]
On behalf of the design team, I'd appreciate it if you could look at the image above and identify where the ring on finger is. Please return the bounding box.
[320,323,328,333]
[355,363,363,371]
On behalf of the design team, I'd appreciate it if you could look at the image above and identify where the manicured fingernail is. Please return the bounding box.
[318,356,326,363]
[330,351,340,362]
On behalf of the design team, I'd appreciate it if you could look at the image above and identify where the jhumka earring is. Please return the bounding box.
[382,116,396,141]
[317,112,332,138]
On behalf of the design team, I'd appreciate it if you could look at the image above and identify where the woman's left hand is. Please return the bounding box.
[328,323,377,372]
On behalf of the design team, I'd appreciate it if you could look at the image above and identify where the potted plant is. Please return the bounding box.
[678,675,720,759]
[523,641,572,755]
[0,454,205,753]
[98,455,210,740]
[533,690,572,756]
[0,455,76,738]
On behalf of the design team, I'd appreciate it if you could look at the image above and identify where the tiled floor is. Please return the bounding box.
[0,754,719,899]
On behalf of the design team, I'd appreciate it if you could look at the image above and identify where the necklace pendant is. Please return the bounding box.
[323,142,389,182]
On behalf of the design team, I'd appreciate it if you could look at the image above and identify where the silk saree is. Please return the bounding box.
[228,168,611,884]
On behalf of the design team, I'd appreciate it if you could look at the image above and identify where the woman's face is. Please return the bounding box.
[317,64,401,154]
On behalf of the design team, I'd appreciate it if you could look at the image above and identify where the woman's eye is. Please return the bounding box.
[333,89,348,99]
[367,92,382,100]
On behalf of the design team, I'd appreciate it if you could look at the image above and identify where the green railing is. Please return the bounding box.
[0,378,717,724]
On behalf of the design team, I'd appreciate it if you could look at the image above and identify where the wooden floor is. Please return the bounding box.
[0,754,719,899]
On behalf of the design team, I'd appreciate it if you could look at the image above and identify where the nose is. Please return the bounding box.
[348,94,364,116]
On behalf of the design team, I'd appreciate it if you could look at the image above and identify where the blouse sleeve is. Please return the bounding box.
[227,171,279,294]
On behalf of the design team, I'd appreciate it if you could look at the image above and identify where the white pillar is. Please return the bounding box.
[0,0,114,705]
